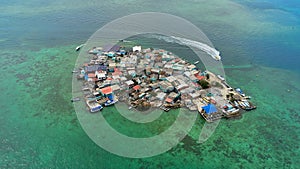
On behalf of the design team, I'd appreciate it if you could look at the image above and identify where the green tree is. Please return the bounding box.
[206,73,210,80]
[199,80,210,89]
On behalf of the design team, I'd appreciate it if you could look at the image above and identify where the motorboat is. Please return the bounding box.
[71,97,80,102]
[86,100,103,112]
[76,44,85,51]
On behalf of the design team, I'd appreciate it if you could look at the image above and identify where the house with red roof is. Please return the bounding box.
[100,86,113,95]
[165,92,181,104]
[195,74,205,81]
[165,97,173,103]
[87,73,97,82]
[133,85,141,92]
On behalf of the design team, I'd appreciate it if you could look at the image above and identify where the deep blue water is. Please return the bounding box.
[231,0,300,71]
[1,0,299,71]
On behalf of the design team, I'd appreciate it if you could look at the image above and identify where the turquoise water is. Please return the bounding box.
[0,0,299,168]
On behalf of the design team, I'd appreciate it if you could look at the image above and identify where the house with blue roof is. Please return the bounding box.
[201,104,218,115]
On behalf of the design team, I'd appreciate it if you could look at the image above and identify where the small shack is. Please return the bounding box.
[201,104,218,115]
[103,44,121,52]
[100,86,114,101]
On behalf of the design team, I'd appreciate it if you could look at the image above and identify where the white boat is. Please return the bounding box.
[217,75,225,81]
[213,55,221,61]
[243,101,250,107]
[244,96,252,99]
[71,97,80,102]
[104,99,118,106]
[227,107,239,113]
[194,61,200,64]
[86,100,103,113]
[76,44,85,51]
[234,101,239,107]
[238,101,247,108]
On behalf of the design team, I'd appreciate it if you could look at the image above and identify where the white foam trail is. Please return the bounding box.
[151,35,221,61]
[171,36,221,61]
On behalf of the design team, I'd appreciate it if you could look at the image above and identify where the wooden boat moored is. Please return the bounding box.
[86,100,103,113]
[71,97,80,102]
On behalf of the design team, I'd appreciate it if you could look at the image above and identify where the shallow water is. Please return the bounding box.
[0,0,299,168]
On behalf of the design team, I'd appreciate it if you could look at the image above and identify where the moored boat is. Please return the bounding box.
[71,97,80,102]
[160,106,170,112]
[86,100,103,113]
[217,75,225,81]
[235,88,245,97]
[104,99,117,106]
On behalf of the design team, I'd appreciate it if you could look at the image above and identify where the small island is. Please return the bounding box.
[74,45,256,122]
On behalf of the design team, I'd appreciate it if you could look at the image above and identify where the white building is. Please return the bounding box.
[156,92,167,100]
[111,84,121,92]
[95,71,107,80]
[125,80,135,86]
[177,84,189,91]
[166,76,177,83]
[133,46,142,52]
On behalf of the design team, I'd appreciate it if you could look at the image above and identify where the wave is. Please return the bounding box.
[150,35,221,61]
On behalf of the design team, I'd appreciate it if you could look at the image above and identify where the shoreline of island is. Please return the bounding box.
[73,45,256,122]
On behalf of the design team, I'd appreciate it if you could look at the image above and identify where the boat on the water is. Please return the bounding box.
[76,44,85,51]
[71,97,80,102]
[242,100,250,107]
[238,101,247,108]
[213,55,221,61]
[233,101,239,107]
[217,75,225,81]
[104,99,118,107]
[118,39,132,43]
[86,100,103,112]
[235,88,245,97]
[160,106,170,112]
[244,96,251,99]
[245,106,256,111]
[194,61,200,64]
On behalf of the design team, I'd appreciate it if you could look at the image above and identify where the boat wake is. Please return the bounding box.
[151,35,221,61]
